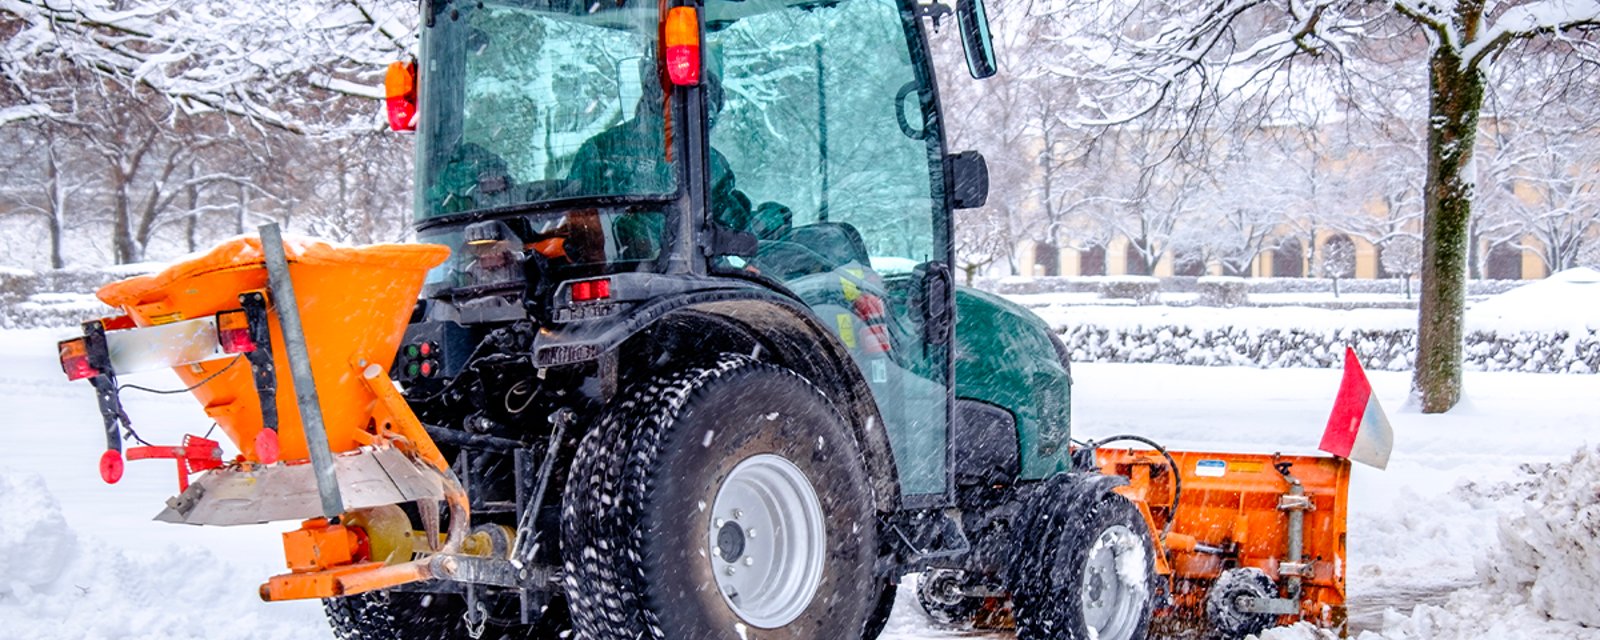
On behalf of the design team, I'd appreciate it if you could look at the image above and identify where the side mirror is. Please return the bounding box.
[955,0,997,79]
[949,151,988,209]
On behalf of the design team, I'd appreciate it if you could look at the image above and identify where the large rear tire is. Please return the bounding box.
[1012,487,1156,640]
[324,589,569,640]
[561,354,881,640]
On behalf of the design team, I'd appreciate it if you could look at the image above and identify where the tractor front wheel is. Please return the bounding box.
[1012,488,1156,640]
[560,355,881,640]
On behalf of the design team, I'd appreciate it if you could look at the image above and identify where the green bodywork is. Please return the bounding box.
[952,287,1074,479]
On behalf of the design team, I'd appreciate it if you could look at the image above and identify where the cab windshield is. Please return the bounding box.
[416,0,676,219]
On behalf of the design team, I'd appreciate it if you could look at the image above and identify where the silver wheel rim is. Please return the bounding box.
[1079,524,1147,640]
[709,454,827,628]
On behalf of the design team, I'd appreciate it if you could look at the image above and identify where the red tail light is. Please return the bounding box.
[216,310,256,354]
[59,338,99,381]
[385,60,418,132]
[663,7,701,86]
[571,278,612,302]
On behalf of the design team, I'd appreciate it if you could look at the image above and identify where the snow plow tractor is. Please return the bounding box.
[52,0,1353,638]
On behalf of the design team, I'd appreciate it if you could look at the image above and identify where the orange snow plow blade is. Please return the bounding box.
[1095,449,1352,635]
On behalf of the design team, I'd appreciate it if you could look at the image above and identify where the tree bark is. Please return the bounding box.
[1413,47,1485,413]
[44,144,66,269]
[111,166,139,263]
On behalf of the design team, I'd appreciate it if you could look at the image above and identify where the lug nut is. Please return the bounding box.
[743,557,754,567]
[732,509,744,520]
[725,566,737,576]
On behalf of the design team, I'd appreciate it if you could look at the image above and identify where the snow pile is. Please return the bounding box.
[0,468,79,595]
[1482,446,1600,628]
[0,466,322,639]
[1471,267,1600,333]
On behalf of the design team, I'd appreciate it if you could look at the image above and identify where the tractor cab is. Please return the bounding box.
[408,0,999,500]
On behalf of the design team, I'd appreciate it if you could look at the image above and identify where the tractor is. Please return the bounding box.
[53,0,1353,638]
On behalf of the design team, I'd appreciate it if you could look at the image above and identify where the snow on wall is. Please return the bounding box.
[1056,322,1600,375]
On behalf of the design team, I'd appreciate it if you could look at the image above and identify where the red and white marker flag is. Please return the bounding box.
[1320,347,1394,470]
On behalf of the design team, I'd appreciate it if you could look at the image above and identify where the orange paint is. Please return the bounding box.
[1096,449,1351,630]
[97,236,449,465]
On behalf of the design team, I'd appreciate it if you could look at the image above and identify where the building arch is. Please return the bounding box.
[1486,243,1523,280]
[1271,237,1305,278]
[1319,233,1357,278]
[1078,244,1106,276]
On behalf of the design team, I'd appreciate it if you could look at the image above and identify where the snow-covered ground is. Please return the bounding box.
[1,326,1597,639]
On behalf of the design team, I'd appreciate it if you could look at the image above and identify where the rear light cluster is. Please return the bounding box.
[570,278,612,303]
[216,310,257,354]
[400,341,440,379]
[59,338,97,381]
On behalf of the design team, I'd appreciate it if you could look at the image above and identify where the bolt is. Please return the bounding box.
[715,518,725,528]
[747,528,757,539]
[743,557,754,567]
[732,509,744,520]
[725,566,737,576]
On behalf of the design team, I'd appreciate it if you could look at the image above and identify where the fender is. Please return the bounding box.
[528,273,905,513]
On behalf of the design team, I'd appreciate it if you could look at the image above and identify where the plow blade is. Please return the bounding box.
[1094,448,1352,635]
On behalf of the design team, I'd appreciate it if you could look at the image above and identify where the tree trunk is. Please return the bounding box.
[44,145,66,269]
[186,164,200,252]
[1413,48,1485,413]
[111,170,139,263]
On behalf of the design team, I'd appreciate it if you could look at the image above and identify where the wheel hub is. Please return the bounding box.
[717,521,747,562]
[708,454,827,629]
[1079,524,1146,640]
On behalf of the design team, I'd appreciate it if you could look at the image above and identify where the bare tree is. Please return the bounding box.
[1047,0,1600,412]
[2,0,416,132]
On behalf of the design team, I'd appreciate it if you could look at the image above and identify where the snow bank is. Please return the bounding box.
[1254,446,1600,640]
[1483,446,1600,628]
[1472,267,1600,333]
[0,468,78,595]
[0,466,323,639]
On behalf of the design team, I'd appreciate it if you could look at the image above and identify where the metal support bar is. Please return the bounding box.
[1238,596,1303,616]
[83,320,127,453]
[258,223,344,518]
[512,408,571,567]
[238,291,279,432]
[1275,459,1307,601]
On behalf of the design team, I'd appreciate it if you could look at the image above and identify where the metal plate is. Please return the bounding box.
[106,316,229,375]
[156,447,447,526]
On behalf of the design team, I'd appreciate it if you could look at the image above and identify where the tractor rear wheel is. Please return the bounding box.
[323,589,569,639]
[1012,488,1156,640]
[560,354,880,640]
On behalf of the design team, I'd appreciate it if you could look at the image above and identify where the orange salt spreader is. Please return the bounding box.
[56,224,480,601]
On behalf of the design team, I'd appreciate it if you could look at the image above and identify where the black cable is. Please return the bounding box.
[118,355,243,395]
[1087,434,1183,542]
[114,357,244,448]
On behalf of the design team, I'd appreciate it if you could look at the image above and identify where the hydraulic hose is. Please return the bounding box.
[1085,434,1182,542]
